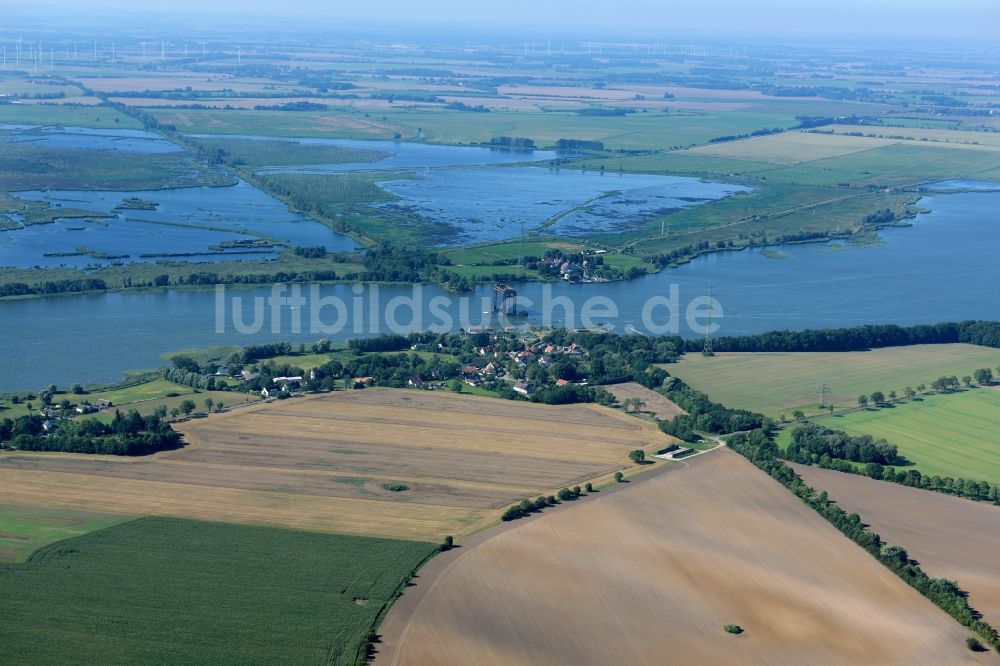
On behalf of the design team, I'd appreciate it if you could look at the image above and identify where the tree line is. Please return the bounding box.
[1,410,181,456]
[684,321,1000,353]
[786,423,900,466]
[812,457,1000,506]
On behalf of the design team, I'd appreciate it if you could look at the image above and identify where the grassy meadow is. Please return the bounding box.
[810,388,1000,485]
[0,504,130,562]
[0,517,437,665]
[667,344,1000,418]
[0,104,141,129]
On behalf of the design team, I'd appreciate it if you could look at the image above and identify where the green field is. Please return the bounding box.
[0,140,233,191]
[667,344,1000,418]
[0,377,258,421]
[0,104,141,129]
[185,136,390,168]
[0,517,437,665]
[0,505,130,562]
[808,389,1000,484]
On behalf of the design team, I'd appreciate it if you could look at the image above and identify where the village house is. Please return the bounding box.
[272,376,302,391]
[513,380,534,396]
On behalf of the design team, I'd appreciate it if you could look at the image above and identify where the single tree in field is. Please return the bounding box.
[792,409,806,422]
[870,391,885,407]
[888,390,897,402]
[904,386,916,400]
[858,395,869,408]
[170,407,181,418]
[917,383,927,393]
[632,398,646,414]
[974,368,993,385]
[180,399,196,416]
[628,449,646,464]
[204,398,214,412]
[216,402,224,412]
[614,471,624,483]
[962,376,973,388]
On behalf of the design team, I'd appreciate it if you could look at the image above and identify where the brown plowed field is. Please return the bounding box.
[0,390,667,541]
[604,382,687,420]
[387,449,983,665]
[791,462,1000,629]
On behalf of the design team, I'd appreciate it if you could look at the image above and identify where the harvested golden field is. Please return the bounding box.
[685,130,897,164]
[791,463,1000,628]
[386,449,981,665]
[604,382,687,420]
[0,390,665,542]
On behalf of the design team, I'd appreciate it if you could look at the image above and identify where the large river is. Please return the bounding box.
[2,187,998,391]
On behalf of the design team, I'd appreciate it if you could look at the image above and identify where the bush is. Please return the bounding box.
[723,624,744,635]
[614,471,624,482]
[382,483,408,492]
[628,449,646,464]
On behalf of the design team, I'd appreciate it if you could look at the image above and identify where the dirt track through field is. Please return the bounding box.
[380,449,983,665]
[791,463,1000,629]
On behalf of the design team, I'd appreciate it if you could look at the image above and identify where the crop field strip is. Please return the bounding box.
[666,344,1000,418]
[0,389,667,541]
[0,517,438,666]
[388,449,979,666]
[685,131,901,164]
[603,382,687,420]
[791,463,1000,630]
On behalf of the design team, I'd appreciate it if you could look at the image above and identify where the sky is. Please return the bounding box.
[18,1,1000,39]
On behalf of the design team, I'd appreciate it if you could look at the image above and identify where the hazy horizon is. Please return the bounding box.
[8,0,1000,41]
